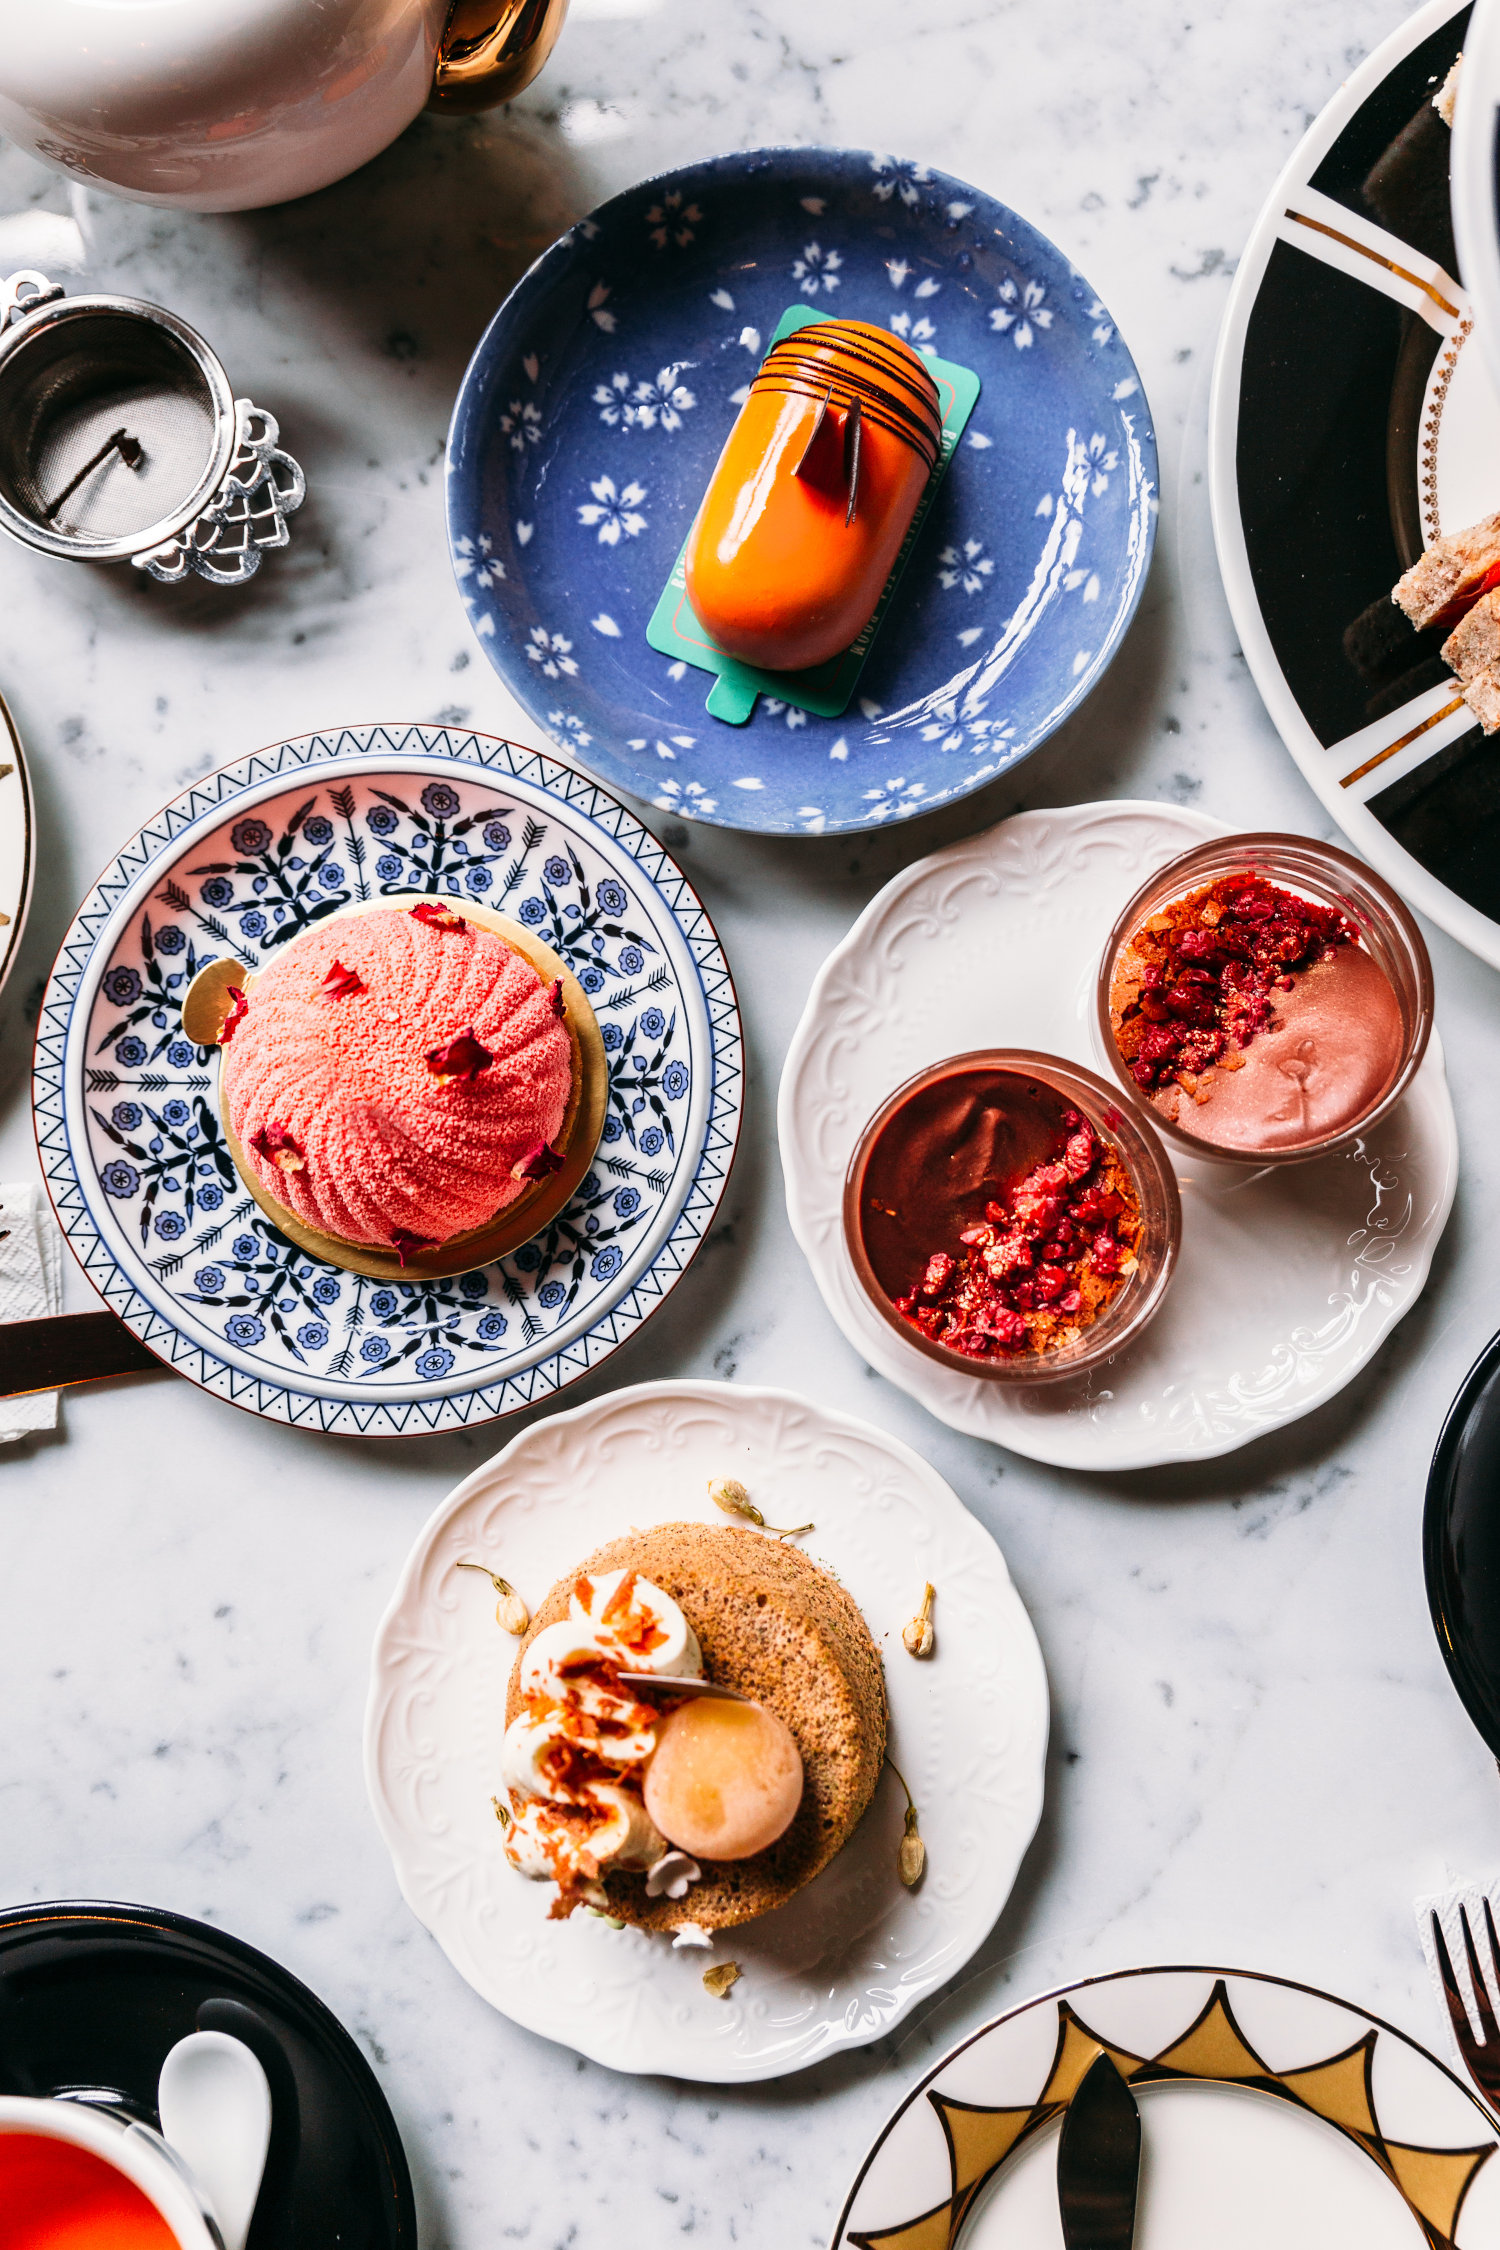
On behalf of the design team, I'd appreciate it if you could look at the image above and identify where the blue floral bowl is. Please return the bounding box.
[447,147,1156,836]
[33,725,742,1437]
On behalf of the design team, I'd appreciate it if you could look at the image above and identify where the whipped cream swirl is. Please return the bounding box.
[500,1569,702,1909]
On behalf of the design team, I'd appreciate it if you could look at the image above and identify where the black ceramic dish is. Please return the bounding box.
[1424,1327,1500,1762]
[1213,0,1500,971]
[0,1900,416,2250]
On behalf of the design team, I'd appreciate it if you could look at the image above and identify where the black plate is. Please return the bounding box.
[1214,0,1500,967]
[0,1901,416,2250]
[1425,1328,1500,1760]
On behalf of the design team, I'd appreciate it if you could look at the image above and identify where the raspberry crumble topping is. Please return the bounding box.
[855,1067,1144,1364]
[1110,875,1358,1104]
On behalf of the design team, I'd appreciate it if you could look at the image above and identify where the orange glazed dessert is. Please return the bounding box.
[684,318,942,672]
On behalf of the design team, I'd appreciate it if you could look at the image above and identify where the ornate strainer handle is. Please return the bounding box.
[133,400,306,587]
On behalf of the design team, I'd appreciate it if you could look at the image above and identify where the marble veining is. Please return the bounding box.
[3,2,1500,2245]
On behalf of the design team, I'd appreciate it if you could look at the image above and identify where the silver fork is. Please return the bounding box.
[1431,1900,1500,2116]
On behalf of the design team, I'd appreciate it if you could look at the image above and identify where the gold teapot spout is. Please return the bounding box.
[428,0,570,114]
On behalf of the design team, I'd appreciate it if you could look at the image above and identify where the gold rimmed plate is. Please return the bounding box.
[835,1965,1500,2248]
[1209,0,1500,968]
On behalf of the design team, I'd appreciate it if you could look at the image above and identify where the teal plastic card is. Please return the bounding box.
[644,304,981,726]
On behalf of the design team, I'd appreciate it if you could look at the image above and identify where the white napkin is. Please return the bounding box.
[0,1181,63,1443]
[1415,1875,1500,2071]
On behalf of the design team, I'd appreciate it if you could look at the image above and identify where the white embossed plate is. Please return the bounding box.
[779,801,1457,1471]
[834,1965,1500,2250]
[0,692,34,1001]
[363,1380,1048,2080]
[32,724,742,1436]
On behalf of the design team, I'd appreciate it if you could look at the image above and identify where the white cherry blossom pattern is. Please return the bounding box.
[547,709,594,748]
[937,538,995,596]
[498,399,541,451]
[1086,430,1119,494]
[452,533,506,593]
[593,372,631,427]
[586,281,616,333]
[991,275,1053,348]
[593,365,697,432]
[652,776,719,817]
[886,258,942,302]
[578,475,648,545]
[792,242,843,296]
[526,627,578,679]
[759,700,808,729]
[890,310,937,350]
[627,731,698,762]
[628,364,696,429]
[870,155,931,207]
[913,713,1018,757]
[645,189,703,249]
[860,774,932,819]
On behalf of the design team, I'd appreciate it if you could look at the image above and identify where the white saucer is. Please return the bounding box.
[0,693,34,1001]
[779,800,1458,1472]
[363,1379,1048,2082]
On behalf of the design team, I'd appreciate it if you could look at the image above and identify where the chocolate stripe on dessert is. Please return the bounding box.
[756,325,941,468]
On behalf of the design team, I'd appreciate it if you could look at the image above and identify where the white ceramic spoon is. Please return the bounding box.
[157,2031,272,2250]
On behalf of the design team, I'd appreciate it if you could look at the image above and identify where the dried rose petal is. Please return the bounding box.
[917,1251,955,1299]
[549,978,566,1019]
[426,1025,495,1084]
[218,984,249,1042]
[511,1139,565,1183]
[249,1122,305,1174]
[1062,1127,1097,1183]
[409,900,467,931]
[321,959,366,1003]
[390,1227,436,1267]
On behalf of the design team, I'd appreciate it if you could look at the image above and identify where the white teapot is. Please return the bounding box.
[0,0,568,213]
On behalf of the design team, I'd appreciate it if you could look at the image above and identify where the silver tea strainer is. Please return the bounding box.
[0,269,304,586]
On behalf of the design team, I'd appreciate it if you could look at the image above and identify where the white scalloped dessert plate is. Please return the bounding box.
[362,1379,1048,2082]
[0,692,34,1002]
[779,800,1458,1472]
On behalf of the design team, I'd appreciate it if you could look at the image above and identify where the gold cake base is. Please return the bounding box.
[192,895,609,1282]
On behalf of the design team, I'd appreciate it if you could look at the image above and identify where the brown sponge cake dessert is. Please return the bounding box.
[501,1523,887,1932]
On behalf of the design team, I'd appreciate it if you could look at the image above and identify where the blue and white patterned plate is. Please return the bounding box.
[446,146,1157,836]
[32,725,743,1437]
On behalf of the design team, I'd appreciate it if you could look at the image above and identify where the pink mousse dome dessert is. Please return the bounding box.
[220,904,573,1252]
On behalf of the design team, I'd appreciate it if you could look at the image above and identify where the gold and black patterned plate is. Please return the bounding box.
[1210,0,1500,972]
[834,1966,1500,2249]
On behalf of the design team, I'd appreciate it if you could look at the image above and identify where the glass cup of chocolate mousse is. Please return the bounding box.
[843,1050,1181,1385]
[1096,834,1433,1166]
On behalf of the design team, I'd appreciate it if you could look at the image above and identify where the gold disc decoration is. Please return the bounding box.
[206,895,608,1282]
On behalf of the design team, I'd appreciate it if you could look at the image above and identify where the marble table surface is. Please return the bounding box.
[4,1,1500,2242]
